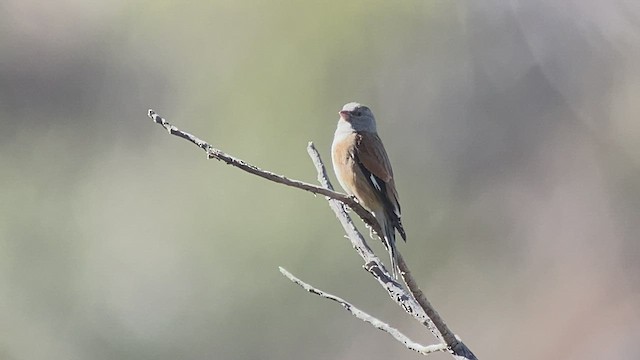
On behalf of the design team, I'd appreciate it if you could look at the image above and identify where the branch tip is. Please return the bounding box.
[279,268,448,356]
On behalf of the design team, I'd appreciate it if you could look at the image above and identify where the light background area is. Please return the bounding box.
[1,1,639,359]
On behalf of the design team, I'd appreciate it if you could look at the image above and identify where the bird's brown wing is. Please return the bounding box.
[355,132,406,240]
[355,132,393,181]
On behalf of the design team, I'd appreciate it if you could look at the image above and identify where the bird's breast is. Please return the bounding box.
[331,132,382,213]
[331,132,358,194]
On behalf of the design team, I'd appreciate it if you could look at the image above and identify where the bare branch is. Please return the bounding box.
[279,267,448,356]
[397,256,476,359]
[148,109,478,360]
[148,109,379,230]
[306,143,477,360]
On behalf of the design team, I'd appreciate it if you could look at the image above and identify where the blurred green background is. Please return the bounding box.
[2,1,640,359]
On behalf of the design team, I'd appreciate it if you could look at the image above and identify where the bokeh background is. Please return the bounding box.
[2,1,640,359]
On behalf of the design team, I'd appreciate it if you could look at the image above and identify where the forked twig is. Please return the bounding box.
[148,109,478,360]
[279,267,448,355]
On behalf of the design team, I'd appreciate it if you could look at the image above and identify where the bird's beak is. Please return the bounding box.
[339,110,350,120]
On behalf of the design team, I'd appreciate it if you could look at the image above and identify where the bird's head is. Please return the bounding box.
[338,102,376,132]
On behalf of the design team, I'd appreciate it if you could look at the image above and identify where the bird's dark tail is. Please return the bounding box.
[382,215,400,279]
[386,237,399,279]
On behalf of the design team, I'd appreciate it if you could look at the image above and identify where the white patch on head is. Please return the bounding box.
[342,102,362,112]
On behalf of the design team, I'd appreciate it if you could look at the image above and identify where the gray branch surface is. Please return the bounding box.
[148,109,478,360]
[279,267,447,355]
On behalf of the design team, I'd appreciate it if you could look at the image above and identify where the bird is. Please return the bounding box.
[331,102,406,278]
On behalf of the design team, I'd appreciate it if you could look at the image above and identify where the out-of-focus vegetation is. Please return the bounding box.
[1,1,639,359]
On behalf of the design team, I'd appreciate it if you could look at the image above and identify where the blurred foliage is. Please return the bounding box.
[1,1,640,359]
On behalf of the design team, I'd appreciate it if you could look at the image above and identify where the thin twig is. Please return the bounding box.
[148,109,478,360]
[279,267,448,355]
[148,109,379,230]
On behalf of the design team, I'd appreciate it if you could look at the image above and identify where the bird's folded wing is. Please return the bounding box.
[355,132,406,241]
[355,132,393,181]
[355,132,401,213]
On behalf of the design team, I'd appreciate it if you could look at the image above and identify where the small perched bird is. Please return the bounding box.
[331,102,406,278]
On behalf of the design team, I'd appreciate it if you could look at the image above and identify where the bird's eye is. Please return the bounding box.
[353,111,362,116]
